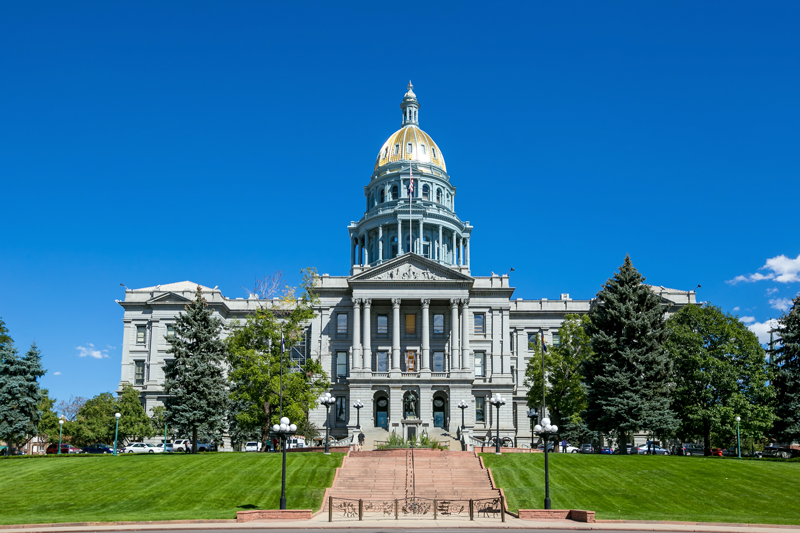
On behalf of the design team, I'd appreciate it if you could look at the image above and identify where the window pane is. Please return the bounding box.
[433,314,444,334]
[166,324,175,338]
[475,397,485,423]
[405,314,415,335]
[337,313,347,334]
[377,315,388,335]
[336,351,347,377]
[528,333,538,348]
[475,352,484,377]
[134,361,145,385]
[474,314,485,334]
[336,397,346,422]
[433,352,444,372]
[552,332,561,346]
[377,351,388,372]
[136,326,146,344]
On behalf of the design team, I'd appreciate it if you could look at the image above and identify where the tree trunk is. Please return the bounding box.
[192,427,198,454]
[703,419,711,456]
[620,430,628,454]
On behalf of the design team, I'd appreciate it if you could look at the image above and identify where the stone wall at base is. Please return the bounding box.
[236,510,313,522]
[518,509,595,522]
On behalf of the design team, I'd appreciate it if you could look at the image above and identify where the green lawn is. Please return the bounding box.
[0,452,343,525]
[481,453,800,525]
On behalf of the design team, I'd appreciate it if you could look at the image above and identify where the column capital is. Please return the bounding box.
[450,298,460,308]
[392,298,402,309]
[353,298,363,306]
[421,298,431,309]
[363,298,372,309]
[461,298,470,307]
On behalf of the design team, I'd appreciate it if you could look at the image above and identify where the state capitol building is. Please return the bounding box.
[118,84,697,448]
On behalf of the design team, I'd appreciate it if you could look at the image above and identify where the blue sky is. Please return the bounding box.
[1,2,798,407]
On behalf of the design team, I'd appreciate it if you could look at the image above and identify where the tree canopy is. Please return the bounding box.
[0,341,46,454]
[772,295,800,444]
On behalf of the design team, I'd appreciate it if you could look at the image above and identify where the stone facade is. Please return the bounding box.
[117,83,697,446]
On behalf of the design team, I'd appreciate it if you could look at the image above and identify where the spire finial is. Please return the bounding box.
[405,81,416,98]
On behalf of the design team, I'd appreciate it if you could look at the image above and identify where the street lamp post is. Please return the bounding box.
[488,393,506,455]
[319,392,336,454]
[113,413,121,456]
[736,416,741,459]
[272,417,298,510]
[526,409,538,448]
[57,419,64,455]
[457,400,468,432]
[533,417,559,510]
[353,399,364,429]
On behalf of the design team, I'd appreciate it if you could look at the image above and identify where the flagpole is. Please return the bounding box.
[409,164,413,254]
[280,328,285,419]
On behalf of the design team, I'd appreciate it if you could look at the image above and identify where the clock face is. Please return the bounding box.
[434,399,444,407]
[378,399,387,407]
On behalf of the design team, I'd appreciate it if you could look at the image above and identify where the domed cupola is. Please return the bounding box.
[374,82,447,172]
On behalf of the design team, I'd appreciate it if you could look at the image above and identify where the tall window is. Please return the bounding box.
[136,325,146,345]
[391,236,398,257]
[393,144,400,155]
[474,352,485,377]
[474,314,485,334]
[422,236,430,258]
[420,144,426,155]
[436,189,442,203]
[134,360,145,385]
[377,315,388,335]
[406,350,417,372]
[432,146,437,158]
[433,314,444,334]
[422,184,430,200]
[380,189,385,203]
[391,185,398,200]
[336,396,346,422]
[337,313,347,335]
[475,397,485,423]
[165,324,175,338]
[336,351,347,378]
[376,351,389,372]
[552,332,561,347]
[405,314,416,335]
[407,142,413,154]
[528,333,538,349]
[433,351,444,372]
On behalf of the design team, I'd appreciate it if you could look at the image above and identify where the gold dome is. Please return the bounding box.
[374,125,447,172]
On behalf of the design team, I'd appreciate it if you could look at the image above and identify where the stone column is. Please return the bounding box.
[459,237,464,267]
[452,229,457,264]
[392,298,401,370]
[398,219,403,254]
[461,299,470,370]
[351,237,356,267]
[352,299,362,369]
[378,226,383,262]
[364,234,370,265]
[450,298,460,369]
[466,237,470,268]
[421,298,430,370]
[419,218,423,256]
[438,225,443,262]
[362,299,372,370]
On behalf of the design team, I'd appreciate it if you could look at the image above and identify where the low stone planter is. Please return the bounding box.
[236,509,313,522]
[518,509,595,522]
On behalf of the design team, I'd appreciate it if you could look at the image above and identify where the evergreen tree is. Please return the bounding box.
[0,317,12,349]
[164,286,229,453]
[228,268,329,450]
[525,314,593,444]
[582,255,677,453]
[773,295,800,444]
[0,341,46,454]
[667,304,774,455]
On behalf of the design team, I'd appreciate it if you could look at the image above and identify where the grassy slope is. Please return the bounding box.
[481,453,800,525]
[0,452,343,525]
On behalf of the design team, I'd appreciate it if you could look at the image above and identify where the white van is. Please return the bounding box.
[244,441,261,452]
[287,436,306,449]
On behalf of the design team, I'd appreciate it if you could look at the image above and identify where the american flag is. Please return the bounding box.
[407,166,414,196]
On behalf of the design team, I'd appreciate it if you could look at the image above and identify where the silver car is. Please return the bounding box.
[637,444,670,455]
[123,443,163,454]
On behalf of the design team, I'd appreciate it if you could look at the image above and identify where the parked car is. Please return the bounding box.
[600,446,613,454]
[776,445,800,459]
[580,444,594,454]
[45,444,83,454]
[760,445,780,458]
[173,439,191,452]
[197,442,216,452]
[155,442,174,453]
[637,444,670,455]
[613,445,636,455]
[82,444,114,454]
[123,443,163,454]
[675,443,704,456]
[244,441,262,452]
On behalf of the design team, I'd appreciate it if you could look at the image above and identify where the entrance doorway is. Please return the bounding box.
[433,396,447,428]
[375,396,388,429]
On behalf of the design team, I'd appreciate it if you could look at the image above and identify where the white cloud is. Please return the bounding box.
[740,316,756,323]
[732,306,740,312]
[53,372,61,376]
[728,254,800,284]
[766,288,779,295]
[770,298,793,312]
[748,319,779,344]
[76,343,109,359]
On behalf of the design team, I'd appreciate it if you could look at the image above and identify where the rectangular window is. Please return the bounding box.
[433,314,444,334]
[433,351,444,372]
[405,314,416,335]
[377,315,388,335]
[336,397,346,422]
[552,332,561,347]
[474,314,485,335]
[475,397,485,423]
[393,144,400,155]
[337,313,347,335]
[377,351,389,372]
[475,352,485,377]
[336,351,347,378]
[528,333,538,348]
[134,360,145,385]
[290,327,309,364]
[406,350,417,372]
[407,142,413,154]
[136,325,146,345]
[166,324,175,338]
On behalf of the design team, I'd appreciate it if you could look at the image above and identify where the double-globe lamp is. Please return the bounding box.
[533,417,559,510]
[272,417,297,510]
[319,392,336,454]
[457,399,469,432]
[352,399,364,429]
[488,393,506,455]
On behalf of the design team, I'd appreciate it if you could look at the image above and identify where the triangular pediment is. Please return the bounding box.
[349,254,473,284]
[147,292,192,305]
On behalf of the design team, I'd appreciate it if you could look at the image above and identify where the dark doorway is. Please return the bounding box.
[375,397,388,429]
[433,397,446,428]
[407,426,416,442]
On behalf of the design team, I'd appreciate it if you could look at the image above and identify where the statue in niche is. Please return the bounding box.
[404,392,418,419]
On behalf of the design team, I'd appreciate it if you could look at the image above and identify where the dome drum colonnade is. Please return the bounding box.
[349,82,471,272]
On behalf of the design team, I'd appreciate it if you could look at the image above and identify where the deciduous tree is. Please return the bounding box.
[582,255,677,453]
[772,295,800,444]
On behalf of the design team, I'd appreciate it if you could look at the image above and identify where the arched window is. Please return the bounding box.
[407,142,413,154]
[391,236,398,258]
[436,189,442,203]
[422,236,431,258]
[422,184,430,200]
[380,189,385,203]
[391,185,399,200]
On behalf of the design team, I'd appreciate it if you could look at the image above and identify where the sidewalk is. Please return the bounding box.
[1,512,799,533]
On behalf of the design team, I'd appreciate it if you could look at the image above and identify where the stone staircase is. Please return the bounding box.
[324,450,500,509]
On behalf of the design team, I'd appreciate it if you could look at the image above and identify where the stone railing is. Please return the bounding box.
[328,496,504,522]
